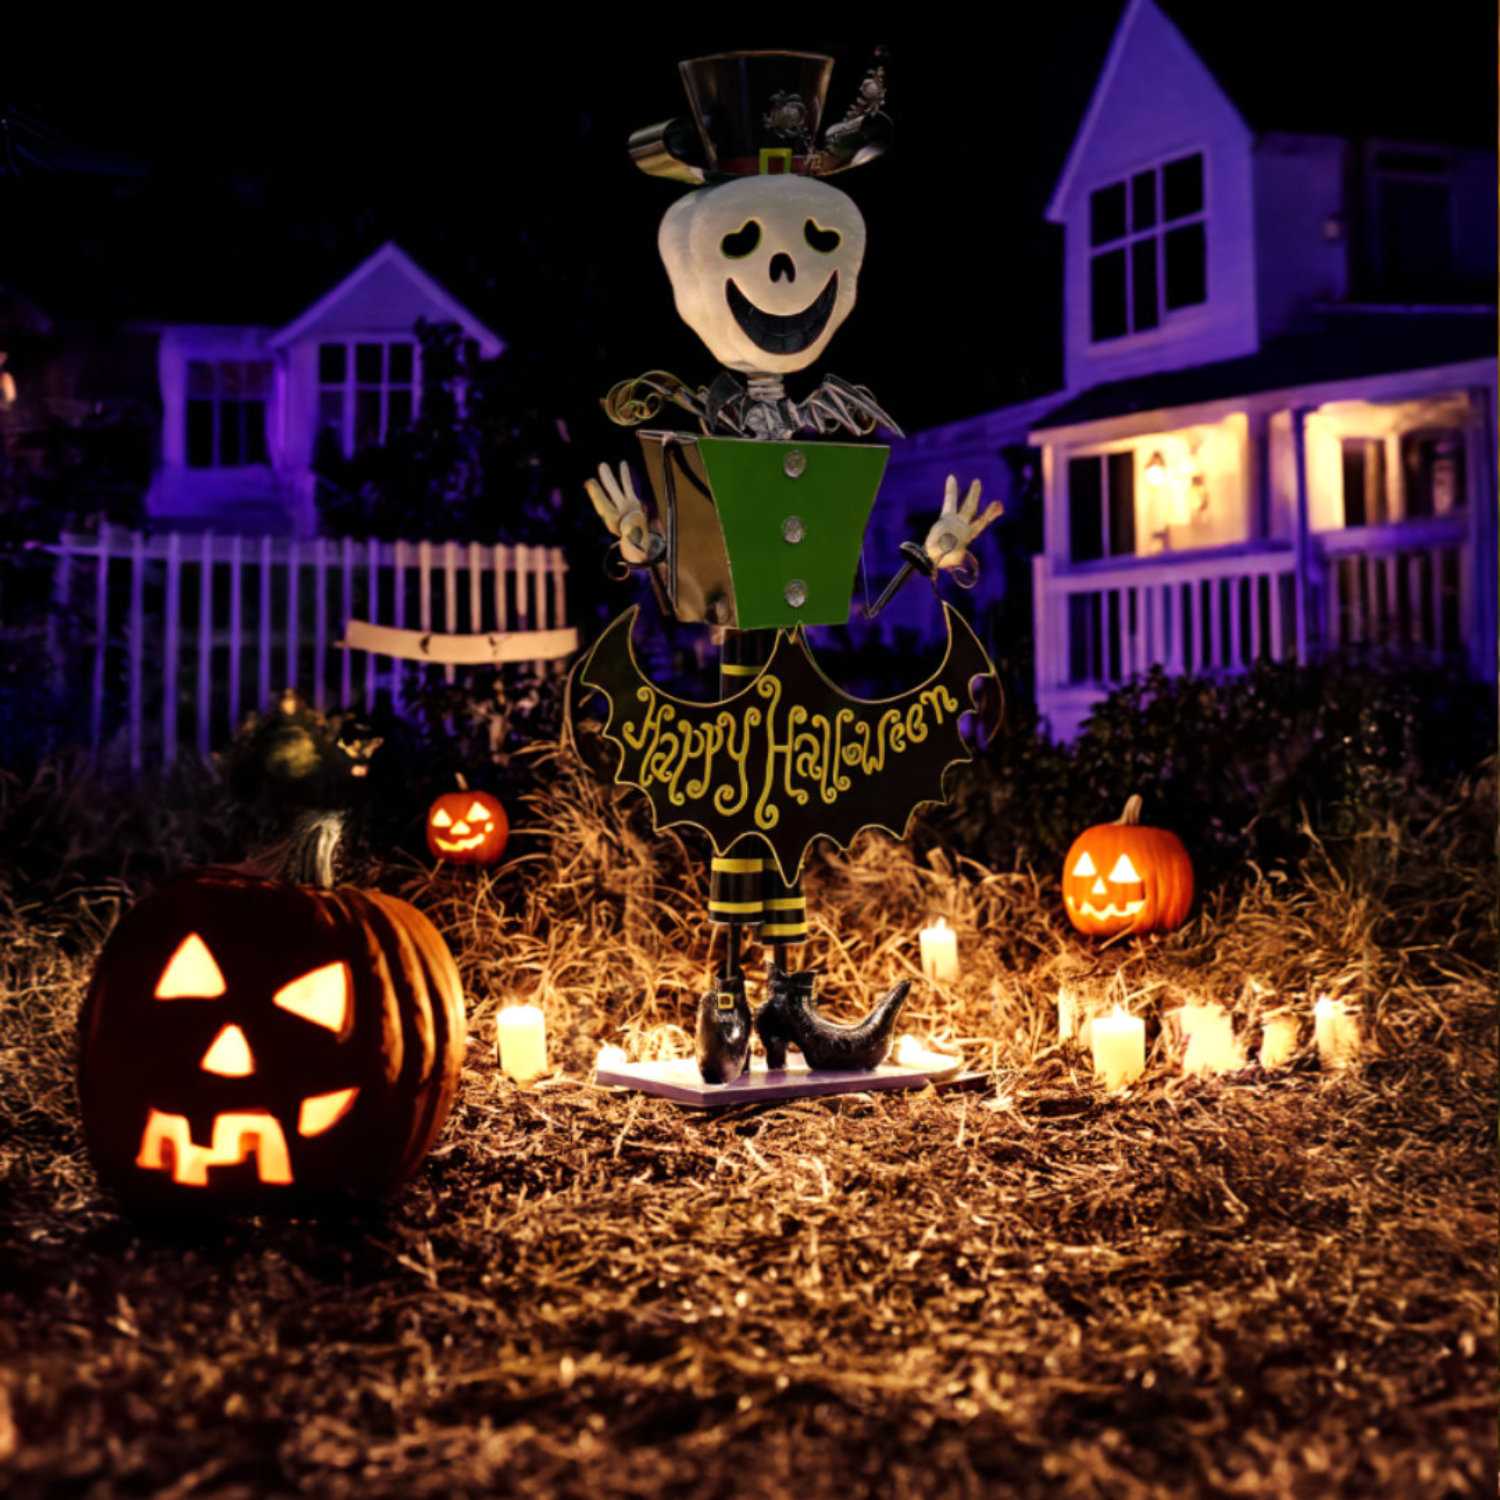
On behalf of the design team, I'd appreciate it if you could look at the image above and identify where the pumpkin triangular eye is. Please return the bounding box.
[1108,853,1142,883]
[273,962,351,1032]
[466,801,491,824]
[431,808,453,828]
[201,1023,255,1076]
[155,933,227,1000]
[1072,851,1097,878]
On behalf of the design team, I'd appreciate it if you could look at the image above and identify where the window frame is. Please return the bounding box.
[316,337,421,459]
[1086,149,1209,345]
[184,358,272,470]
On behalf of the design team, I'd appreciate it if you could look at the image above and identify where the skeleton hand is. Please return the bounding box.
[922,475,1003,570]
[585,461,657,565]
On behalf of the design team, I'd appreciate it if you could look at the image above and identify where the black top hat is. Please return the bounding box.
[630,50,891,185]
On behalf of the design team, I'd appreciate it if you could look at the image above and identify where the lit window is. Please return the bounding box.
[1068,451,1137,562]
[317,340,417,456]
[185,360,271,468]
[1088,152,1206,343]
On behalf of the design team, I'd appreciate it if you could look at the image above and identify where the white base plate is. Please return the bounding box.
[595,1054,950,1108]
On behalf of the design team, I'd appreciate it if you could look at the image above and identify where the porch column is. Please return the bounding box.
[1291,406,1313,664]
[1466,384,1498,681]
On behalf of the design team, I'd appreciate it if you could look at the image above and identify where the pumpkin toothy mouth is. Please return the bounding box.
[725,271,838,355]
[1065,897,1147,921]
[134,1088,359,1186]
[434,833,487,853]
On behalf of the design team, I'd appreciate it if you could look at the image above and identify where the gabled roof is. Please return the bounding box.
[1029,309,1496,431]
[1046,0,1245,224]
[1047,0,1495,223]
[269,241,503,356]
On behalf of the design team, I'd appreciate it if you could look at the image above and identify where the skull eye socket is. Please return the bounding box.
[431,808,453,828]
[466,801,492,824]
[1071,851,1098,879]
[720,220,762,259]
[155,933,227,1000]
[1108,853,1142,883]
[273,962,351,1033]
[803,218,841,253]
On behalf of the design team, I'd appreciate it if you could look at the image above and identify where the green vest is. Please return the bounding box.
[637,431,889,631]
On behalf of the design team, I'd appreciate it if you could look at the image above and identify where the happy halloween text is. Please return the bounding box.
[616,673,962,832]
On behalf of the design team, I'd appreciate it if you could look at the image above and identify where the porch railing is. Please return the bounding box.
[1033,515,1478,737]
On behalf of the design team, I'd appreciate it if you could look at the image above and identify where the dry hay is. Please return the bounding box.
[0,743,1494,1498]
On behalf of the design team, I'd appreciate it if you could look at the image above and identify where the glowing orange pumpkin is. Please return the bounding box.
[1062,795,1193,937]
[78,870,467,1207]
[426,787,508,866]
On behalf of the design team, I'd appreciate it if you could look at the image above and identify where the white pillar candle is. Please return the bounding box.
[1259,1014,1298,1069]
[919,917,960,982]
[496,1004,547,1082]
[1181,1005,1241,1075]
[595,1043,628,1073]
[1091,1005,1145,1091]
[1314,996,1358,1069]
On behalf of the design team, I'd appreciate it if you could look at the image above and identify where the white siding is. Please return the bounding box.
[1252,133,1348,341]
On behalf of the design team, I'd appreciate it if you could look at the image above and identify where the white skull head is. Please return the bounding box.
[658,175,866,375]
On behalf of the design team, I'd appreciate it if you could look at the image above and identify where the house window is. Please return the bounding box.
[186,360,271,468]
[1340,438,1388,527]
[1401,429,1466,518]
[1089,152,1206,342]
[1068,452,1137,562]
[317,340,416,456]
[1372,150,1454,298]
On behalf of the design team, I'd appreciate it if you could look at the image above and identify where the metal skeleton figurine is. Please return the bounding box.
[580,52,1000,1084]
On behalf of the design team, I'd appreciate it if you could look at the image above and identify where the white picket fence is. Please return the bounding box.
[44,524,574,772]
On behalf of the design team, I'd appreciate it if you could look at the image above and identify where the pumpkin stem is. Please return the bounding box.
[455,772,469,792]
[1116,795,1143,827]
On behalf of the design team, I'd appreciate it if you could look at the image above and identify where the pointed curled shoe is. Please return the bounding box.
[696,972,752,1084]
[759,966,912,1072]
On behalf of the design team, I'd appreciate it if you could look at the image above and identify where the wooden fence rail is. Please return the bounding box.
[43,523,574,772]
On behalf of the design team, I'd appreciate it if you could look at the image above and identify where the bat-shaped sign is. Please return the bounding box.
[574,605,998,884]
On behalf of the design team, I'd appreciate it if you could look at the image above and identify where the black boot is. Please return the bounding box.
[760,966,912,1071]
[755,963,795,1071]
[696,972,752,1084]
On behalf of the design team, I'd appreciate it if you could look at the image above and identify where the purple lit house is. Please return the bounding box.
[142,242,502,537]
[883,0,1497,738]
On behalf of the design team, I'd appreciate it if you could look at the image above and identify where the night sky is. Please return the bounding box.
[3,5,1494,439]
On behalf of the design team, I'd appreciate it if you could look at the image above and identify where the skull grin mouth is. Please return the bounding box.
[725,271,839,355]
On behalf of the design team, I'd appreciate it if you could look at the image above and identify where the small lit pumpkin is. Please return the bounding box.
[1062,795,1194,938]
[426,780,508,866]
[78,870,467,1207]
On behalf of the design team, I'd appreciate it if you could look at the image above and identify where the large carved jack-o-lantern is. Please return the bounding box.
[658,174,866,374]
[1062,795,1194,938]
[78,870,466,1206]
